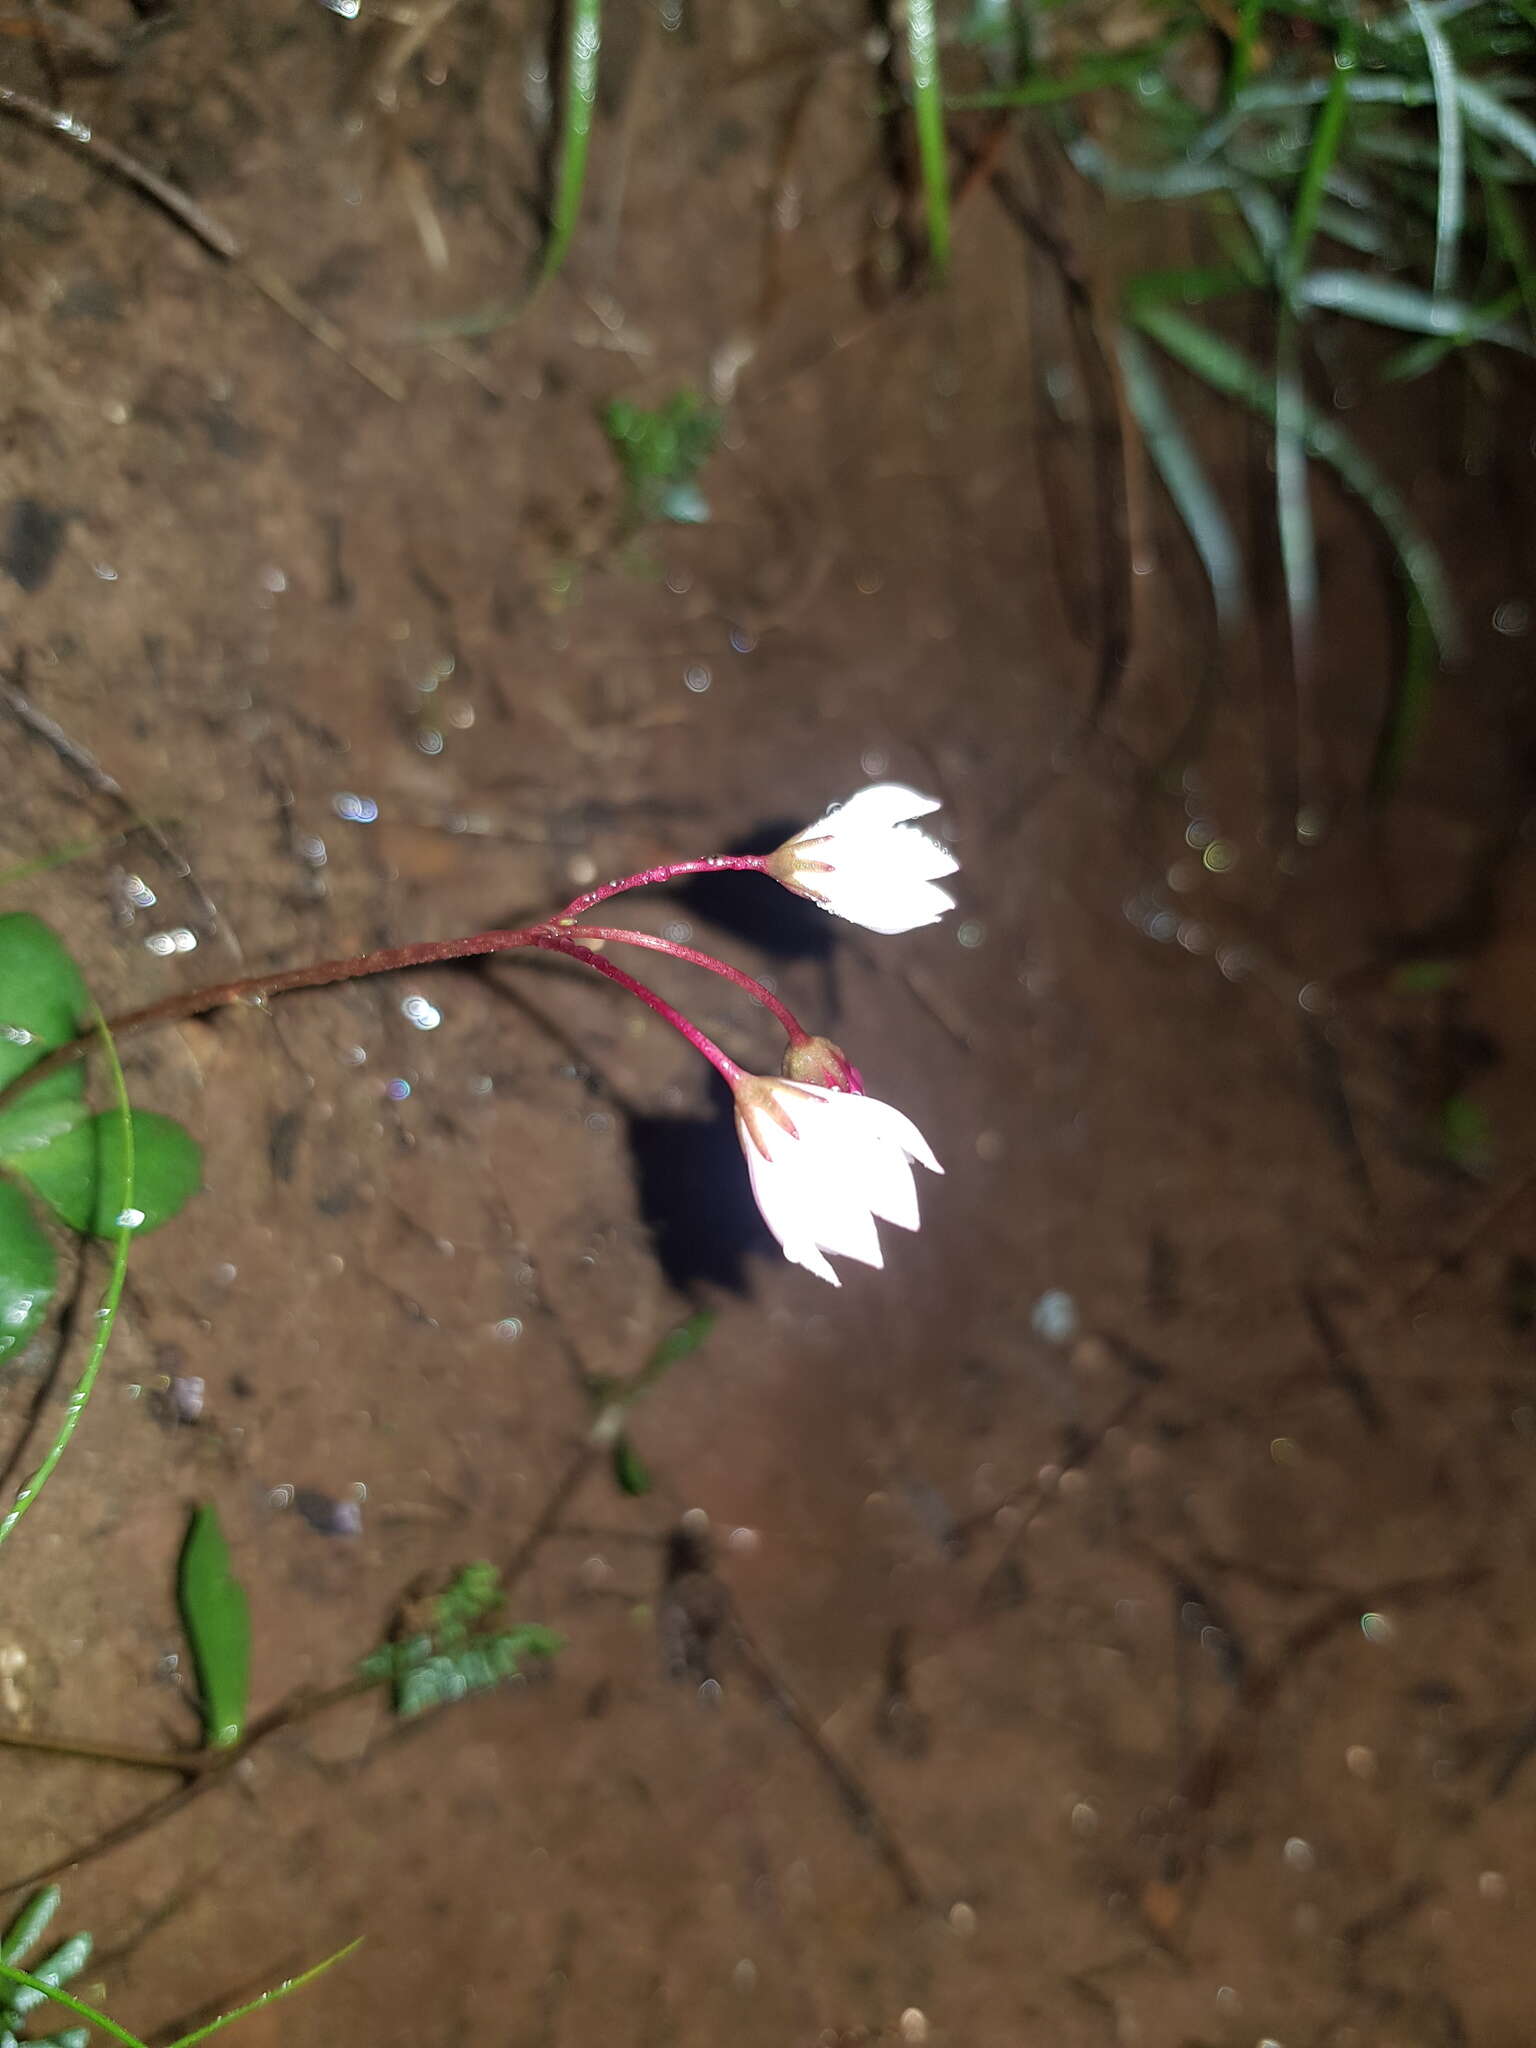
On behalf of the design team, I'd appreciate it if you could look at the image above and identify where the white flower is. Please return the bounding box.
[733,1075,942,1286]
[767,783,959,935]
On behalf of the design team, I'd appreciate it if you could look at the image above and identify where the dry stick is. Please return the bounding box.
[0,88,404,403]
[0,85,238,255]
[0,1673,379,1897]
[971,139,1133,734]
[1,667,244,968]
[731,1622,934,1911]
[0,1434,606,1894]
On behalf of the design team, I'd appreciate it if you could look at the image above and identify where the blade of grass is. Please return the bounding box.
[1458,75,1536,171]
[943,44,1168,109]
[1296,267,1534,347]
[0,1965,147,2048]
[906,0,951,274]
[1116,326,1247,636]
[1370,587,1437,796]
[0,1001,133,1550]
[0,830,135,888]
[1275,26,1355,801]
[1407,0,1465,294]
[540,0,601,286]
[1481,145,1536,327]
[1228,0,1265,105]
[1380,285,1526,374]
[161,1941,363,2047]
[1131,301,1461,660]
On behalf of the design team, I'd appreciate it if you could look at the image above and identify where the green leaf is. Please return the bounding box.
[5,1934,90,2020]
[178,1504,251,1749]
[0,1064,88,1162]
[0,1180,56,1366]
[611,1434,652,1497]
[360,1565,562,1719]
[11,1110,200,1238]
[1443,1093,1493,1173]
[603,393,722,528]
[0,915,87,1092]
[0,1006,133,1551]
[1390,958,1460,994]
[0,1888,59,1969]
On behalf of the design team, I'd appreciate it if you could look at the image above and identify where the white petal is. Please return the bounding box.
[824,783,942,833]
[783,1237,841,1285]
[811,876,956,934]
[885,825,960,883]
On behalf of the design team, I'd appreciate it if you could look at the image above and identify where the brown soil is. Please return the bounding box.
[3,7,1536,2047]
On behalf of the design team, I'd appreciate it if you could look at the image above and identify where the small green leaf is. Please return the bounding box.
[1390,959,1460,995]
[11,1110,200,1237]
[0,915,87,1092]
[5,1934,90,2020]
[0,1180,56,1365]
[603,393,722,528]
[1443,1094,1493,1173]
[0,1888,59,1968]
[611,1434,652,1497]
[0,1065,88,1162]
[178,1504,251,1749]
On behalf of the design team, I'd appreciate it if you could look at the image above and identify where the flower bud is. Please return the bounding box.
[782,1034,863,1095]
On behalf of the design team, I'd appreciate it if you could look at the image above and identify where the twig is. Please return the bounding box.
[0,92,403,402]
[0,1726,207,1775]
[0,85,238,257]
[2,665,243,964]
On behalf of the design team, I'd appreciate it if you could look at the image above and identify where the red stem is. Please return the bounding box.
[529,933,741,1082]
[575,926,806,1043]
[558,854,768,919]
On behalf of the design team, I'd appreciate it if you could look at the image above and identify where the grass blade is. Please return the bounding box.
[1228,0,1265,106]
[1116,326,1247,636]
[1297,267,1534,348]
[1131,301,1461,661]
[161,1940,363,2047]
[906,0,951,274]
[1371,587,1437,795]
[1481,145,1536,327]
[944,45,1167,109]
[1458,75,1536,171]
[541,0,601,285]
[179,1503,252,1749]
[1274,30,1354,784]
[0,1965,146,2048]
[1407,0,1465,293]
[0,1003,133,1551]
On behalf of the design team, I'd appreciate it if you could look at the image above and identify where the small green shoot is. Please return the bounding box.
[602,391,722,527]
[360,1563,562,1719]
[179,1503,252,1749]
